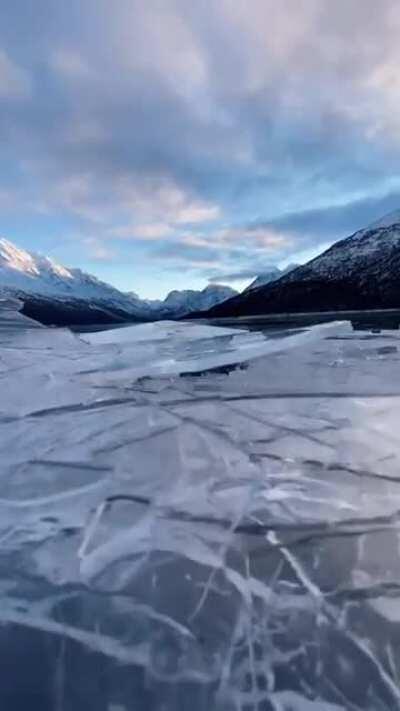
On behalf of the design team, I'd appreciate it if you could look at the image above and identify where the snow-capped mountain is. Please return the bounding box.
[162,284,237,316]
[0,239,159,325]
[245,264,299,291]
[127,284,237,319]
[201,210,400,317]
[0,238,237,325]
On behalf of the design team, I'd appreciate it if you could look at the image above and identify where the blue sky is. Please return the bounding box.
[1,1,400,298]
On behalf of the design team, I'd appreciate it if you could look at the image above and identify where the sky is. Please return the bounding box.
[1,1,400,298]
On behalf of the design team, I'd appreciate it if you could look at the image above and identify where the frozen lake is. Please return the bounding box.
[2,300,400,709]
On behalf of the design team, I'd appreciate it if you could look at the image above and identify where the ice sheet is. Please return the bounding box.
[2,307,400,709]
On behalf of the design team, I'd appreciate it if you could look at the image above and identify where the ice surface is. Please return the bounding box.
[2,302,400,709]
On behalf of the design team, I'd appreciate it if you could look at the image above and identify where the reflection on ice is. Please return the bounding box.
[2,302,400,709]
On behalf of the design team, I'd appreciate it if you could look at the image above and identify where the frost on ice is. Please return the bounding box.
[2,300,400,709]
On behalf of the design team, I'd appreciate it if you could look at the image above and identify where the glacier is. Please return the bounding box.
[1,299,400,709]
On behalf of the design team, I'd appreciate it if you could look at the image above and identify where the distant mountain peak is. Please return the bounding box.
[162,283,237,314]
[0,238,76,283]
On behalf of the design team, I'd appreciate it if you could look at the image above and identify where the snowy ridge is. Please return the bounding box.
[0,238,148,315]
[0,239,144,305]
[287,214,400,281]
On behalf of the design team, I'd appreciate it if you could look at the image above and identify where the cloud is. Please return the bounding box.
[112,223,173,240]
[82,237,116,261]
[0,49,31,99]
[51,49,93,81]
[208,268,277,284]
[174,202,220,224]
[0,188,18,210]
[147,222,295,283]
[269,189,400,241]
[1,1,400,290]
[221,226,292,250]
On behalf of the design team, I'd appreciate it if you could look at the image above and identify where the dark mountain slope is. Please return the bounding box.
[202,213,400,318]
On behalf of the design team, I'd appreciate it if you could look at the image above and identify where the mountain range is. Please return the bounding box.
[201,210,400,318]
[0,238,237,325]
[144,284,237,318]
[3,208,400,326]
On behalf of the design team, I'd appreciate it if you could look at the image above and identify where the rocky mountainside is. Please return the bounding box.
[201,211,400,318]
